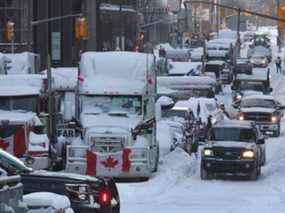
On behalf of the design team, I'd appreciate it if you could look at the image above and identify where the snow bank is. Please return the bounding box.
[157,120,174,158]
[118,148,197,203]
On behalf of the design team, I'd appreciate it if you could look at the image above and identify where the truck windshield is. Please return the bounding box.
[210,128,256,142]
[0,96,37,112]
[239,82,265,92]
[82,95,142,115]
[241,98,275,108]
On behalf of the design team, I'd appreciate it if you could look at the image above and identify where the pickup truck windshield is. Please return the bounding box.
[241,99,275,108]
[239,82,265,92]
[210,127,256,142]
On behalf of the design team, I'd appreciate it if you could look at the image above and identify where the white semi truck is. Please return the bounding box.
[65,52,159,179]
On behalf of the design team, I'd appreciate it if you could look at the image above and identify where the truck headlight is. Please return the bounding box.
[203,149,214,156]
[242,150,254,158]
[239,114,244,121]
[236,94,242,100]
[271,116,278,123]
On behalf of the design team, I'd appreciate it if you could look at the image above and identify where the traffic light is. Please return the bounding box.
[4,21,15,41]
[278,5,285,28]
[75,17,88,40]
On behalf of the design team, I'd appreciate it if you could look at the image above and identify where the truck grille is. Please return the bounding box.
[90,136,124,153]
[244,112,271,122]
[213,148,242,160]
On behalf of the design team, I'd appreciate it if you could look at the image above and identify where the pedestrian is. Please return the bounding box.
[275,56,282,73]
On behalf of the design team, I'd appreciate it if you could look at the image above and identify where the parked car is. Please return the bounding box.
[201,120,266,180]
[237,95,285,137]
[0,149,120,213]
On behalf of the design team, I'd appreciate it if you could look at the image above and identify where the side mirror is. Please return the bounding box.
[269,88,273,92]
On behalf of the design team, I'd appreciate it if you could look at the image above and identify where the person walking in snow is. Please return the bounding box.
[275,56,282,74]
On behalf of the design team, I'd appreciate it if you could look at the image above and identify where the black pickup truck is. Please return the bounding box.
[201,120,266,180]
[0,149,120,213]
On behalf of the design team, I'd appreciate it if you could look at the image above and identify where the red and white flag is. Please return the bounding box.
[0,127,26,157]
[86,149,131,176]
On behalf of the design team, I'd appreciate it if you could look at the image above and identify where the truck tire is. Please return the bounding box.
[200,165,210,180]
[152,146,159,173]
[249,166,258,181]
[274,125,281,137]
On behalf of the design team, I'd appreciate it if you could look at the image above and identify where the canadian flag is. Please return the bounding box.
[0,127,26,157]
[86,149,131,176]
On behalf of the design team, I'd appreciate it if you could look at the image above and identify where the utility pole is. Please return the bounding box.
[236,8,241,57]
[277,0,281,52]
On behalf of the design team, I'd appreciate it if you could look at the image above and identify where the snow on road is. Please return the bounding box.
[118,29,285,213]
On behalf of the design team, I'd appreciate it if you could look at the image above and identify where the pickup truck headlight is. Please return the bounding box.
[239,114,244,121]
[271,116,278,123]
[203,149,214,156]
[242,150,254,158]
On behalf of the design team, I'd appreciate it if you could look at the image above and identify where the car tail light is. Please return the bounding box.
[99,188,111,206]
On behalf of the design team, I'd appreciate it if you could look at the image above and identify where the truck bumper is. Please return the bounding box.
[201,159,257,174]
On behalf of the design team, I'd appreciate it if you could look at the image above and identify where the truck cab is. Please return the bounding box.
[65,52,158,179]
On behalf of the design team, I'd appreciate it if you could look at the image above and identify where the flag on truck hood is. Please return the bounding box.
[86,149,131,177]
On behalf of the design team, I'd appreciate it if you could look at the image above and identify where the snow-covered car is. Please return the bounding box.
[157,76,218,101]
[167,61,202,76]
[0,149,120,213]
[24,192,74,213]
[250,54,268,68]
[190,47,204,62]
[201,120,266,180]
[237,95,285,137]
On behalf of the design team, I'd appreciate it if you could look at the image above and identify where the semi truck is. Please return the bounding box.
[65,52,159,179]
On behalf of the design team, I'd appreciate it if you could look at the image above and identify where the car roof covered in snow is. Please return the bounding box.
[157,76,216,88]
[23,192,71,210]
[0,110,40,125]
[80,51,154,94]
[242,94,275,101]
[0,74,44,96]
[173,100,194,111]
[206,60,226,66]
[214,119,254,129]
[30,170,100,182]
[168,61,202,75]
